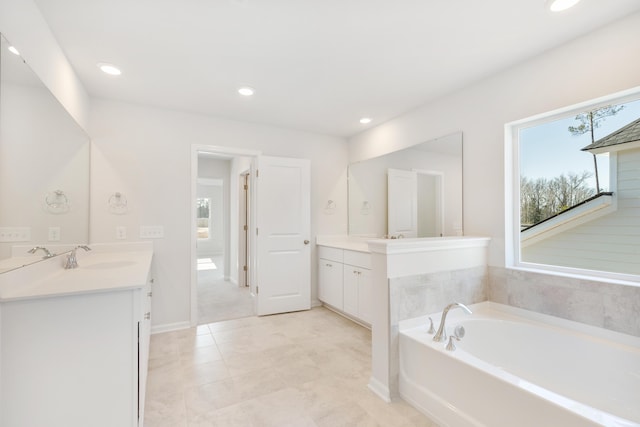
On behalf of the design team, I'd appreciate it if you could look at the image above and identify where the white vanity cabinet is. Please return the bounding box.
[0,282,152,427]
[0,246,154,427]
[318,246,344,309]
[318,245,372,326]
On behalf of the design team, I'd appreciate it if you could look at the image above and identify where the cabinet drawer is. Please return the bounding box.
[343,250,371,269]
[318,246,343,262]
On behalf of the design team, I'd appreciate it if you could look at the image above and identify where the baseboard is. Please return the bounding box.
[368,376,392,403]
[151,321,191,334]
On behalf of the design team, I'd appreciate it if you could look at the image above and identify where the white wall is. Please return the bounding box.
[349,12,640,269]
[89,98,348,329]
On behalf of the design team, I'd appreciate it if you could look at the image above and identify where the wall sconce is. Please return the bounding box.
[361,201,371,215]
[108,192,128,215]
[44,190,70,214]
[324,200,336,215]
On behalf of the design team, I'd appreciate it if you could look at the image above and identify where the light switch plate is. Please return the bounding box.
[140,225,164,239]
[0,227,31,242]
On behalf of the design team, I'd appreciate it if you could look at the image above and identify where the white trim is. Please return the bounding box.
[368,236,490,255]
[151,321,191,334]
[190,145,261,327]
[368,376,392,403]
[587,139,640,155]
[504,87,640,284]
[520,194,615,247]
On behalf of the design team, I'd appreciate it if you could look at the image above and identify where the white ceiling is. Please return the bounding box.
[32,0,640,138]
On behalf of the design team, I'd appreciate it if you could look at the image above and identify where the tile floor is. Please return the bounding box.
[144,307,440,427]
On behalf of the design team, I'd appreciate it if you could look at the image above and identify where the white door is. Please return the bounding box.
[387,168,418,238]
[255,156,311,316]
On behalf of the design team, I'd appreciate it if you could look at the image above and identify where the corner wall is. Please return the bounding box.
[348,12,640,268]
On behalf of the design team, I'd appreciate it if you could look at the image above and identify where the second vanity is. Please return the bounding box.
[0,242,153,427]
[317,236,375,326]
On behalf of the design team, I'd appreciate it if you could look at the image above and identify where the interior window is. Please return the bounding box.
[508,91,640,280]
[196,198,211,239]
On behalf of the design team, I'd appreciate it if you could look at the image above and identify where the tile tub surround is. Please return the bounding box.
[386,265,488,400]
[143,307,440,427]
[390,266,487,325]
[488,266,640,337]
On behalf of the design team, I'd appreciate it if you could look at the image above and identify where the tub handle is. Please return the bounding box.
[445,325,465,351]
[427,317,436,334]
[446,335,460,351]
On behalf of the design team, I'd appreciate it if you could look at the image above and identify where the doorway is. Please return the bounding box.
[191,146,259,326]
[190,146,312,326]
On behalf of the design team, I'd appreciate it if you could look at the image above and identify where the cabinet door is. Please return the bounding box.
[343,265,359,317]
[318,258,343,309]
[357,267,373,324]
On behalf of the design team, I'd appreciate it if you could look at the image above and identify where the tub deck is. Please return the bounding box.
[399,302,640,427]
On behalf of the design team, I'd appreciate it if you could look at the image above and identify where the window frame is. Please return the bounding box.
[504,86,640,285]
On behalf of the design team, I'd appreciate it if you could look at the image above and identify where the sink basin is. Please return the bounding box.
[83,260,136,270]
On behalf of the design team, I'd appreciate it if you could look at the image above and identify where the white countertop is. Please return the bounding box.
[0,256,40,274]
[0,242,153,302]
[315,235,382,252]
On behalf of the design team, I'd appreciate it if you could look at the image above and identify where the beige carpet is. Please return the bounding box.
[197,257,254,325]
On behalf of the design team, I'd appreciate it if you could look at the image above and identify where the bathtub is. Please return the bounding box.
[399,302,640,427]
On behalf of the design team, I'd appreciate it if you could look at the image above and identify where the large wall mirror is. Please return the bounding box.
[348,132,463,238]
[0,33,90,273]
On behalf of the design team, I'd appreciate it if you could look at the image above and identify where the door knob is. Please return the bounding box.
[304,240,310,245]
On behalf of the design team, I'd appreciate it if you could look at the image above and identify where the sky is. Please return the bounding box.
[520,97,640,191]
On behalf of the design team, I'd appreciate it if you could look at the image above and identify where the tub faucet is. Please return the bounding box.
[28,246,55,259]
[433,302,472,342]
[64,245,91,269]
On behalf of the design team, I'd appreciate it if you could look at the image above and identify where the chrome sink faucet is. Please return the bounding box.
[28,246,55,259]
[64,245,91,269]
[433,302,472,342]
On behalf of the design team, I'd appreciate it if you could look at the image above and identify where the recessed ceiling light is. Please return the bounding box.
[547,0,581,12]
[238,86,255,96]
[8,46,20,56]
[97,62,122,76]
[359,117,372,124]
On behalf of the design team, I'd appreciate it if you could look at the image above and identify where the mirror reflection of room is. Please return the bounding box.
[348,132,463,238]
[0,33,90,273]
